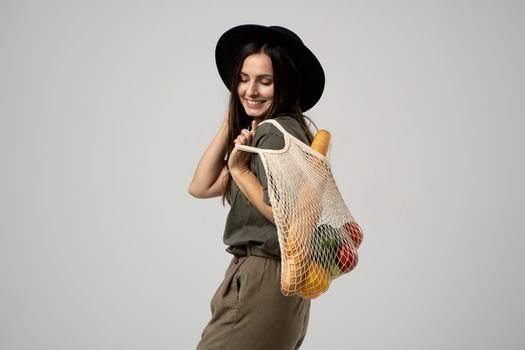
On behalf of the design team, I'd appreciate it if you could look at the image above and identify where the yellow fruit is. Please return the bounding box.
[298,261,330,299]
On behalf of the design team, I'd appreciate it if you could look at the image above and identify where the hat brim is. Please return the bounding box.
[215,24,325,113]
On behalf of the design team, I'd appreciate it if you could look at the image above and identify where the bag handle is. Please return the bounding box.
[234,119,292,154]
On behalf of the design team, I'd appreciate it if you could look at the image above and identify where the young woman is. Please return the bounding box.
[189,24,325,350]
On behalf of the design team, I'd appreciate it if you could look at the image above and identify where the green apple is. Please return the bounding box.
[311,224,340,271]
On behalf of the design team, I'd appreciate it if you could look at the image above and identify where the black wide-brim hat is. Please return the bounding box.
[215,24,325,112]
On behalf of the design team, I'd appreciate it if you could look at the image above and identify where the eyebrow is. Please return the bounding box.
[240,72,274,78]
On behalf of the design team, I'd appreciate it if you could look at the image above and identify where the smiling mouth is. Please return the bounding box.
[246,99,266,106]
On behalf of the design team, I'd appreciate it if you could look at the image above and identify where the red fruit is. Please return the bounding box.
[337,243,358,273]
[343,221,363,249]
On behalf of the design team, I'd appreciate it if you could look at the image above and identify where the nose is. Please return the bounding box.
[247,82,259,97]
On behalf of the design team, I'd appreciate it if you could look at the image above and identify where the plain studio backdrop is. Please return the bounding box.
[1,0,524,349]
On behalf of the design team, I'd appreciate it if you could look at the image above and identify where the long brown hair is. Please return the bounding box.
[221,41,319,206]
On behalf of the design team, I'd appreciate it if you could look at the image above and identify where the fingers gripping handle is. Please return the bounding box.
[234,144,261,154]
[234,119,291,154]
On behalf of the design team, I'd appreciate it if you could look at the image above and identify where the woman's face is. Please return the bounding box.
[237,52,274,119]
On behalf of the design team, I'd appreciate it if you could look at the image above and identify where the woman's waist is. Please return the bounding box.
[226,244,280,260]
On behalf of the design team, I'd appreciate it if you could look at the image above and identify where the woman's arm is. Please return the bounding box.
[188,114,230,198]
[230,168,275,225]
[227,120,276,224]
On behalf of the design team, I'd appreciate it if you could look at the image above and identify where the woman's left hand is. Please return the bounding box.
[228,120,258,174]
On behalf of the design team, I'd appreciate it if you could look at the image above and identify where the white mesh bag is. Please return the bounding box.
[235,119,363,299]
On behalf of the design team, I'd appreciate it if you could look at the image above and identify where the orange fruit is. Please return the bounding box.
[298,261,330,299]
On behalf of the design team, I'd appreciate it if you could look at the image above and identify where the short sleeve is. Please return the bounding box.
[251,124,286,206]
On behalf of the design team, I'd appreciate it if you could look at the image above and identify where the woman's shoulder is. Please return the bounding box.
[252,115,309,148]
[274,115,309,143]
[257,115,305,136]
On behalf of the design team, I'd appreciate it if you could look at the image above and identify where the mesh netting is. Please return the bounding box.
[236,119,363,299]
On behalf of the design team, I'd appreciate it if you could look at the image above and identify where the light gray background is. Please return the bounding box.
[1,0,524,349]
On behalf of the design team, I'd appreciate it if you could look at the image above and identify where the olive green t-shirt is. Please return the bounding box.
[223,116,310,258]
